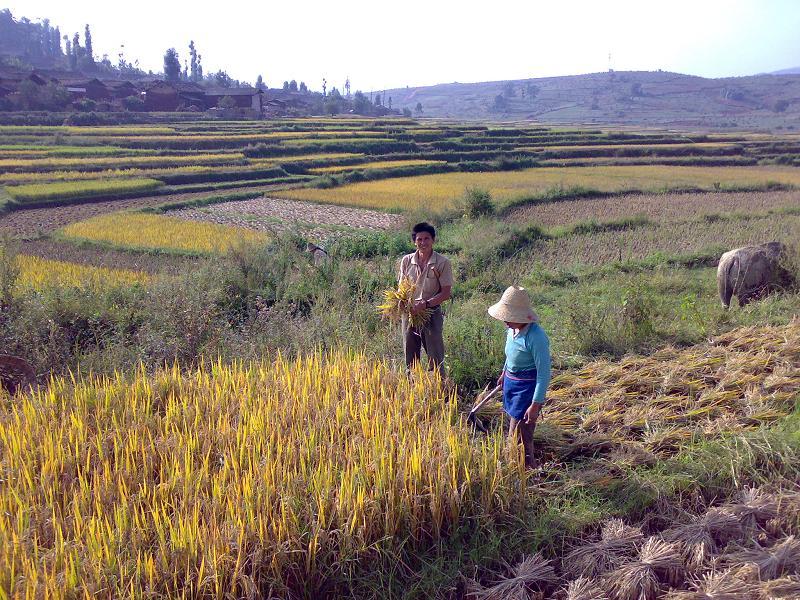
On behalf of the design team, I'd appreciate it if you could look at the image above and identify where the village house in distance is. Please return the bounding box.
[0,66,317,117]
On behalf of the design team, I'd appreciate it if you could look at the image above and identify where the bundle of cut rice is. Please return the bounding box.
[722,536,800,580]
[564,576,609,600]
[377,277,432,328]
[724,488,779,532]
[467,554,557,600]
[663,508,742,569]
[564,519,644,578]
[604,538,684,600]
[662,569,753,600]
[758,575,800,599]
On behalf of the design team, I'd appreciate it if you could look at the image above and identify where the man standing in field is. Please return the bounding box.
[397,222,453,372]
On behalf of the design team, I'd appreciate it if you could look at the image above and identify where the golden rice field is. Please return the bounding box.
[5,178,163,203]
[0,152,245,171]
[277,165,800,211]
[249,152,364,166]
[308,159,446,173]
[59,212,268,254]
[88,131,389,145]
[0,355,512,598]
[0,165,215,184]
[0,125,176,136]
[514,142,736,152]
[15,254,150,291]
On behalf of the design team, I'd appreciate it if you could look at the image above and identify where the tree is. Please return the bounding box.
[84,24,93,64]
[218,95,236,110]
[353,90,371,115]
[299,81,307,93]
[388,96,392,109]
[122,95,145,111]
[189,40,199,82]
[415,101,423,115]
[402,107,412,117]
[282,81,289,91]
[64,35,71,65]
[322,78,327,97]
[53,26,62,55]
[344,77,350,97]
[256,75,266,91]
[492,94,508,111]
[213,70,232,88]
[289,80,298,92]
[163,48,181,82]
[325,98,340,115]
[41,19,51,57]
[502,81,516,98]
[374,93,382,107]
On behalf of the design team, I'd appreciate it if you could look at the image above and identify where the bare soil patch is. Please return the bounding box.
[505,190,800,228]
[168,196,404,244]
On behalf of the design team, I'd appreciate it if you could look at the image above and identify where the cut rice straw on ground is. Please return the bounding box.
[467,554,557,600]
[564,519,644,578]
[603,538,684,600]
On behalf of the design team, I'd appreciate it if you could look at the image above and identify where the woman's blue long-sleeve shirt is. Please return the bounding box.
[503,323,552,404]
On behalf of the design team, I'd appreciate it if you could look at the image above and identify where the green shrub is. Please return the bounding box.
[456,187,495,218]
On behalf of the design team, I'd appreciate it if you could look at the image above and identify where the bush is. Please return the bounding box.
[122,95,145,111]
[74,98,97,112]
[456,187,495,218]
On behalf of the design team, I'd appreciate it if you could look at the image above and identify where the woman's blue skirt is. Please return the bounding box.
[503,369,538,420]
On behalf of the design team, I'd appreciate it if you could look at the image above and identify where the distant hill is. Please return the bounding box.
[384,70,800,130]
[771,66,800,75]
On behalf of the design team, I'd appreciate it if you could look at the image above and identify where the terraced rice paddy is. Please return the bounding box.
[308,159,446,173]
[15,254,151,290]
[1,116,800,598]
[278,165,800,211]
[507,189,800,227]
[59,212,268,255]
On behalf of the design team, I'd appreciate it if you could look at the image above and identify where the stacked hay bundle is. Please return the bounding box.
[474,487,800,599]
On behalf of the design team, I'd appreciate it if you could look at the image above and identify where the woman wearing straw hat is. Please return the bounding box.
[488,285,551,469]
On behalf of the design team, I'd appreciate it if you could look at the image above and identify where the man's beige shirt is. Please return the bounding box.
[398,250,454,301]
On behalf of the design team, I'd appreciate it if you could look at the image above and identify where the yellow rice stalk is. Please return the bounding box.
[0,353,516,597]
[377,277,432,328]
[15,254,150,291]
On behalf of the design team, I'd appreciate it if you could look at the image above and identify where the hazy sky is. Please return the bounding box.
[7,0,800,91]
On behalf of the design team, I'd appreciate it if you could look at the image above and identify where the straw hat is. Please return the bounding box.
[488,285,539,324]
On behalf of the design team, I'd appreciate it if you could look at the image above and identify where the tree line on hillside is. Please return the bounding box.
[1,9,401,117]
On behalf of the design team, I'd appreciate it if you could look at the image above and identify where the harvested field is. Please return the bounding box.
[506,190,800,228]
[168,196,404,244]
[508,212,800,271]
